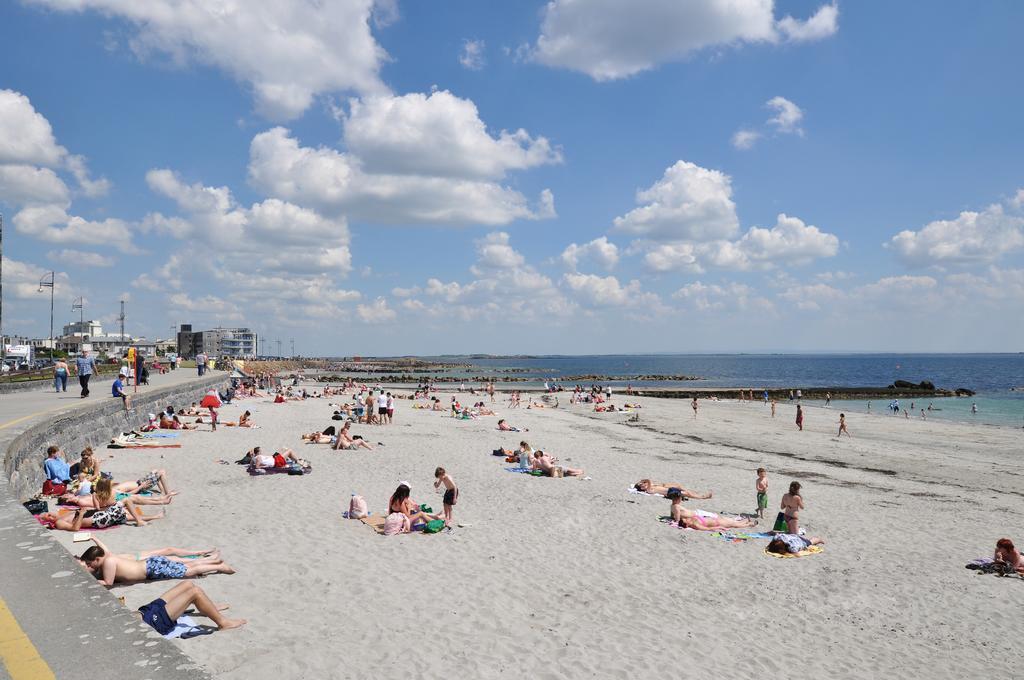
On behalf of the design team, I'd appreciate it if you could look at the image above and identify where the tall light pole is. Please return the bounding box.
[38,272,55,357]
[72,296,84,326]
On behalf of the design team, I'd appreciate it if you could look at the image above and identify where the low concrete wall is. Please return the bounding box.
[3,373,226,500]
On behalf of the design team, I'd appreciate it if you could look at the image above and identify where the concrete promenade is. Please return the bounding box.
[0,368,220,680]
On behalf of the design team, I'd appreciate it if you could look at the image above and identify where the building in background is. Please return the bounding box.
[176,324,256,359]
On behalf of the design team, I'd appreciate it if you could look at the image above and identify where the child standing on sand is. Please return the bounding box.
[755,468,769,519]
[795,404,803,431]
[691,396,698,419]
[434,467,458,528]
[770,399,776,418]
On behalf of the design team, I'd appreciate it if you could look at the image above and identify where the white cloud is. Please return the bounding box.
[672,280,772,313]
[613,160,838,272]
[731,129,761,150]
[531,0,839,80]
[248,126,557,226]
[855,275,938,299]
[47,249,116,267]
[12,204,136,252]
[24,0,389,120]
[776,3,840,42]
[0,90,65,166]
[1,256,72,300]
[357,297,397,324]
[765,96,804,135]
[475,232,525,269]
[613,161,739,242]
[343,90,561,179]
[562,272,661,308]
[459,39,486,70]
[886,197,1024,266]
[0,165,70,205]
[560,236,620,271]
[778,282,845,311]
[729,213,839,267]
[64,154,111,197]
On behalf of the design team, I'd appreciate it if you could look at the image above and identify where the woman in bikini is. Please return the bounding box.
[388,484,440,525]
[781,481,804,534]
[667,490,756,529]
[59,477,176,510]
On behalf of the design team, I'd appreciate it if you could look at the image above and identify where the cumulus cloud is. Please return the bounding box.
[1,256,72,300]
[475,232,525,269]
[24,0,389,120]
[248,124,558,226]
[886,195,1024,266]
[613,160,838,272]
[732,96,804,150]
[560,236,620,271]
[343,90,561,179]
[672,280,772,313]
[765,96,804,135]
[47,249,116,267]
[531,0,839,80]
[357,297,397,324]
[562,272,662,309]
[13,205,136,252]
[459,39,486,70]
[613,161,739,242]
[731,129,761,150]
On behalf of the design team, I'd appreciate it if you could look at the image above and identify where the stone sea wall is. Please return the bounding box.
[3,373,226,500]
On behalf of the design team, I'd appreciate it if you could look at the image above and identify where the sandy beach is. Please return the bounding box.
[48,387,1024,679]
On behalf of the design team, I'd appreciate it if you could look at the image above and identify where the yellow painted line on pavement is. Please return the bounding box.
[0,411,57,431]
[0,597,56,680]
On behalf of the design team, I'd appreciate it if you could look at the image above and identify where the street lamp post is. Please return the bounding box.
[38,272,55,358]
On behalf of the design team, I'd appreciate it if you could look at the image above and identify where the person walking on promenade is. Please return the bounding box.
[54,357,69,393]
[196,351,207,376]
[75,349,96,398]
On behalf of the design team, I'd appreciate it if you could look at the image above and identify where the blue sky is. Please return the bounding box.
[1,0,1022,355]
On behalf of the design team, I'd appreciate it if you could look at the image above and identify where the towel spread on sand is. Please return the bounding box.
[710,531,775,542]
[627,488,665,497]
[504,467,543,475]
[765,545,824,558]
[359,515,386,535]
[163,615,213,639]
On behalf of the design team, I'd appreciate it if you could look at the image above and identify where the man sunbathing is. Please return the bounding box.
[250,447,305,469]
[667,489,756,530]
[497,419,528,432]
[634,479,712,500]
[78,536,234,585]
[115,469,175,496]
[137,581,246,636]
[532,450,584,477]
[332,422,374,451]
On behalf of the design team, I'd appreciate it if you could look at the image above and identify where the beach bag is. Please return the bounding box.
[423,519,445,534]
[383,512,409,535]
[23,499,47,515]
[772,512,788,533]
[42,480,67,496]
[349,495,368,519]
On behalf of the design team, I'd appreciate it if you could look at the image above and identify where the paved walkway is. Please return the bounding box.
[0,368,216,680]
[0,368,209,431]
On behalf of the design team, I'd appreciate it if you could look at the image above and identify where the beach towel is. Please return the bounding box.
[965,558,1020,576]
[360,514,387,535]
[108,434,181,449]
[628,488,665,498]
[35,514,119,531]
[163,616,214,640]
[765,545,824,559]
[709,531,775,543]
[247,463,311,476]
[504,467,544,475]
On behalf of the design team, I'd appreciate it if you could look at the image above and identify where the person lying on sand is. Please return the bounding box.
[634,479,712,499]
[531,450,584,477]
[994,538,1024,575]
[137,581,246,635]
[171,415,197,430]
[115,469,175,496]
[332,422,374,450]
[302,431,334,444]
[78,536,234,585]
[497,419,527,432]
[766,534,825,555]
[250,447,304,469]
[39,502,164,530]
[668,493,756,530]
[59,477,176,510]
[388,483,441,525]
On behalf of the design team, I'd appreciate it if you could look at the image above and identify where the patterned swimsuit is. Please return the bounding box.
[90,503,127,528]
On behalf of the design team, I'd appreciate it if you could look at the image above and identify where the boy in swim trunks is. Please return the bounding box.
[755,468,769,519]
[434,467,458,528]
[138,581,246,635]
[79,537,235,585]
